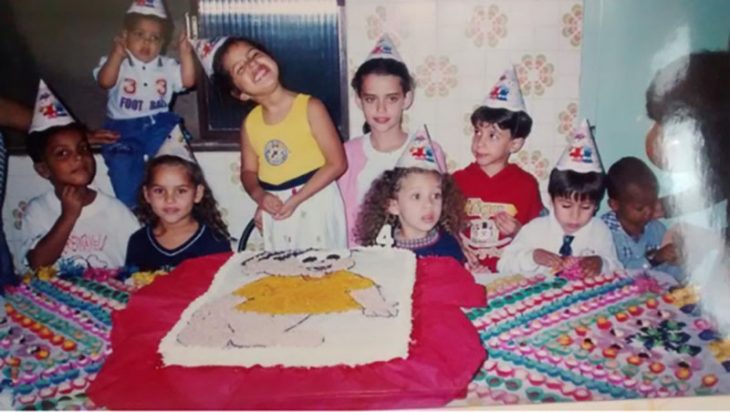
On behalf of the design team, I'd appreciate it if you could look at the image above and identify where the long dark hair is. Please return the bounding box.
[646,51,730,234]
[136,155,230,239]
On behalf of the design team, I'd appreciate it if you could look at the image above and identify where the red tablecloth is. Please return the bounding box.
[88,254,486,409]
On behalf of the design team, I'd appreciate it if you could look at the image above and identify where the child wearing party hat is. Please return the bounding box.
[94,0,196,208]
[453,67,543,273]
[498,120,621,277]
[16,80,139,273]
[338,34,448,247]
[125,125,231,271]
[356,127,465,262]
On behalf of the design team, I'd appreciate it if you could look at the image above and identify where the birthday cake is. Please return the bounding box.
[159,247,416,368]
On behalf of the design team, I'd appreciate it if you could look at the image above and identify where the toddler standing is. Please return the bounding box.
[94,0,195,207]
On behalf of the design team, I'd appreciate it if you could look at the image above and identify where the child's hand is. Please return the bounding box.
[273,196,302,220]
[494,212,521,237]
[253,207,263,232]
[578,256,603,277]
[533,249,563,270]
[60,186,85,219]
[258,193,283,215]
[87,129,120,145]
[111,32,127,59]
[178,31,193,56]
[652,198,666,219]
[652,243,680,266]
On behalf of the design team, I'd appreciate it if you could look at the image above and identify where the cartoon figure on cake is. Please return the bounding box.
[176,249,397,348]
[453,67,543,273]
[355,128,466,263]
[498,120,622,278]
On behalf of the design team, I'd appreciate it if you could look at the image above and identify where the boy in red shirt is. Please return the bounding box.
[453,67,543,272]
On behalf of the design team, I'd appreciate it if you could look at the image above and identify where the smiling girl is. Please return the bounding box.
[212,37,347,251]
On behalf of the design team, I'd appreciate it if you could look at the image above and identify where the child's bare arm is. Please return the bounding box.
[239,126,283,214]
[178,32,196,89]
[27,186,85,270]
[97,33,127,89]
[0,97,31,131]
[274,98,347,220]
[533,248,563,270]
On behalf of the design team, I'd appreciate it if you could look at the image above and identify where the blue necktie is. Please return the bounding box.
[559,235,575,257]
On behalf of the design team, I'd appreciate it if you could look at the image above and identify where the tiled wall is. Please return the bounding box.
[3,0,583,259]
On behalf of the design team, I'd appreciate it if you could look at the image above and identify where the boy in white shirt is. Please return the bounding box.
[15,80,139,274]
[498,120,621,277]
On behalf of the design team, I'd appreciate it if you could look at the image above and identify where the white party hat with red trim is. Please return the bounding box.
[555,119,603,173]
[366,34,403,62]
[483,66,527,112]
[127,0,167,19]
[29,79,75,133]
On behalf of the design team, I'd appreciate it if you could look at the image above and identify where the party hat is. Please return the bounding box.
[555,119,603,173]
[483,66,527,112]
[155,124,195,163]
[127,0,167,19]
[29,79,75,134]
[365,34,403,62]
[190,37,228,78]
[395,125,441,172]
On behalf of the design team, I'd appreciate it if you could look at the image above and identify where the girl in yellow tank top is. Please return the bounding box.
[213,37,347,250]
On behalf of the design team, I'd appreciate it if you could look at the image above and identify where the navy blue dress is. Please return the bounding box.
[125,223,231,271]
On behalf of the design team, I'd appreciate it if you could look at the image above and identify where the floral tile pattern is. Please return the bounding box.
[465,4,508,48]
[558,102,579,140]
[562,4,583,47]
[511,150,551,181]
[415,56,459,98]
[365,5,409,44]
[516,54,555,96]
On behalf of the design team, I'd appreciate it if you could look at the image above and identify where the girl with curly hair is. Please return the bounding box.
[355,133,465,263]
[125,154,231,271]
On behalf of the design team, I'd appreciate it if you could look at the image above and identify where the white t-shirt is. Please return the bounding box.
[15,190,140,273]
[355,134,408,206]
[497,214,622,276]
[93,53,185,120]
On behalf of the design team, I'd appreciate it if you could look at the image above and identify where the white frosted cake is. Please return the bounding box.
[159,247,417,368]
